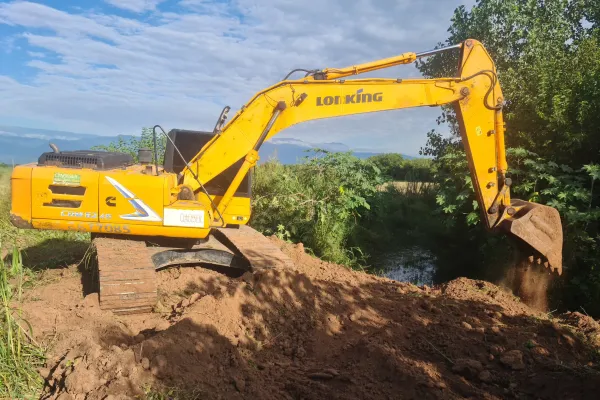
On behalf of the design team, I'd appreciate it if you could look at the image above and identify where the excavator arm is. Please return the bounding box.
[182,39,563,273]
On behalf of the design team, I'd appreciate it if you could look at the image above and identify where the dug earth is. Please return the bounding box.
[21,237,600,399]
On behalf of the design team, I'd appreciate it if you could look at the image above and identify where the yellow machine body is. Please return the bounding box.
[11,164,250,239]
[10,39,564,273]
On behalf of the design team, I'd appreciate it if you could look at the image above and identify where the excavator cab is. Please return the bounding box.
[162,129,252,199]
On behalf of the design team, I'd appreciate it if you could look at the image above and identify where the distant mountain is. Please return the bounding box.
[0,126,135,165]
[261,138,408,164]
[0,125,414,165]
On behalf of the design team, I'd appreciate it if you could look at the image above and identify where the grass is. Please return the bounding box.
[142,384,206,400]
[0,165,89,398]
[0,246,46,398]
[377,180,435,195]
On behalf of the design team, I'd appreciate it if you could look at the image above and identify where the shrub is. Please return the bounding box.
[251,150,383,266]
[368,153,433,182]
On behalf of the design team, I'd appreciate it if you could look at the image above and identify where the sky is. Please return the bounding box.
[0,0,475,156]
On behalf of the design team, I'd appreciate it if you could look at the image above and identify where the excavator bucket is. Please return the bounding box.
[499,199,563,275]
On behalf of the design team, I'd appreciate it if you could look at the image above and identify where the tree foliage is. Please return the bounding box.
[418,0,600,315]
[418,0,600,165]
[368,153,404,180]
[92,127,166,164]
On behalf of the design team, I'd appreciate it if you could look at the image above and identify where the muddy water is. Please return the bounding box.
[377,247,552,313]
[376,246,437,286]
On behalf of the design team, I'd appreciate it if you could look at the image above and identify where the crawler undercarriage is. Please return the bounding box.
[93,225,293,314]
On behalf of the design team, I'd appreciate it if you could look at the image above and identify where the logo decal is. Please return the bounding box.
[53,173,81,185]
[105,176,162,222]
[105,196,116,207]
[316,88,383,106]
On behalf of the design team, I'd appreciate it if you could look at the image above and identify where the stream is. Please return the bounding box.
[375,246,437,286]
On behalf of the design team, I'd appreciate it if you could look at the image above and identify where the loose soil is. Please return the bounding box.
[500,264,552,312]
[19,238,600,399]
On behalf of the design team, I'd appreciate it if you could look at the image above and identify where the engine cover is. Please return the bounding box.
[38,150,134,170]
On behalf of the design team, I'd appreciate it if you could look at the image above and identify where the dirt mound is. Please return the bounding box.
[20,237,600,399]
[559,311,600,347]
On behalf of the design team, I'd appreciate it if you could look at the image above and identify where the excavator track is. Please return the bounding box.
[93,225,292,314]
[215,225,294,270]
[94,236,157,315]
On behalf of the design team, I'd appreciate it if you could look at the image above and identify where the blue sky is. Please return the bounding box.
[0,0,474,155]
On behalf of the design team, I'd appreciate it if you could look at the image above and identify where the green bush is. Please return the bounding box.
[368,153,433,182]
[353,182,439,253]
[421,128,600,313]
[251,150,383,266]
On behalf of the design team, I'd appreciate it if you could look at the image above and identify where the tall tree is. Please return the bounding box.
[415,0,600,316]
[418,0,600,166]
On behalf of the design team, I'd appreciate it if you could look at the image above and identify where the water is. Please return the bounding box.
[376,246,437,286]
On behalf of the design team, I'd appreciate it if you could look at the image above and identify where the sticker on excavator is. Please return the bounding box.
[163,208,205,228]
[53,173,81,185]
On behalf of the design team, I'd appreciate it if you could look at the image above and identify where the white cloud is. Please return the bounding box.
[0,0,475,155]
[27,51,46,58]
[103,0,167,13]
[0,130,77,140]
[0,1,119,41]
[1,35,18,53]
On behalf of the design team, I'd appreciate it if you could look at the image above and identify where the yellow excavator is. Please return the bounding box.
[10,39,563,313]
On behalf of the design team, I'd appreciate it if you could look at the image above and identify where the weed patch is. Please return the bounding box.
[0,246,46,398]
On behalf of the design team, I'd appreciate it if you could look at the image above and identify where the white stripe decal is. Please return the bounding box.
[105,176,162,222]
